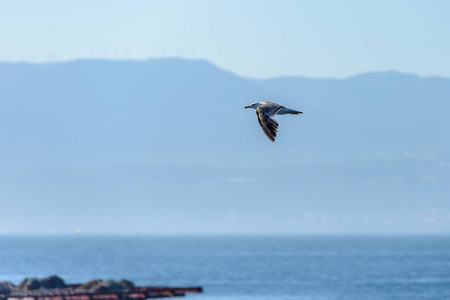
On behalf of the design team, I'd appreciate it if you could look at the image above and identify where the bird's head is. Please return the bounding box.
[244,102,263,110]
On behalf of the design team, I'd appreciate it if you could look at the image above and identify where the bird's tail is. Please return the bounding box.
[286,108,303,115]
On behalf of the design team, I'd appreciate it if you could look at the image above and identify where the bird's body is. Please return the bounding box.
[245,101,302,142]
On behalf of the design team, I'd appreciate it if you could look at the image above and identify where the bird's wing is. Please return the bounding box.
[256,104,284,142]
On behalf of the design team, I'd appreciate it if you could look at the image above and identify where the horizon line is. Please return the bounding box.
[1,232,449,237]
[0,56,448,81]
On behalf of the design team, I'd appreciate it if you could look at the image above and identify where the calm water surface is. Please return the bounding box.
[0,236,449,300]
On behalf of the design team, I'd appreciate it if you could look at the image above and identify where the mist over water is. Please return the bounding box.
[1,59,450,235]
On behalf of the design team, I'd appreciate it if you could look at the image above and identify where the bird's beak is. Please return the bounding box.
[244,106,250,109]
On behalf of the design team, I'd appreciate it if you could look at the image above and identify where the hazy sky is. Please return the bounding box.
[1,1,450,234]
[1,0,449,78]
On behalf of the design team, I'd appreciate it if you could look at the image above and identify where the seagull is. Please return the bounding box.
[245,101,303,142]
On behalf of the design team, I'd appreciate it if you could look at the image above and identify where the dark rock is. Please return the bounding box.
[76,280,130,293]
[18,276,66,291]
[101,281,124,292]
[18,278,40,291]
[0,281,14,294]
[118,280,135,290]
[75,279,103,292]
[39,276,66,289]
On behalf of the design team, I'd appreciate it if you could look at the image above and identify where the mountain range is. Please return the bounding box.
[0,58,448,234]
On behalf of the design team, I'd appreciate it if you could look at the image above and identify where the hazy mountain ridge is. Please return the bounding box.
[0,58,449,234]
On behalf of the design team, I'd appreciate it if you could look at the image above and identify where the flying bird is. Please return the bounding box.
[245,101,303,142]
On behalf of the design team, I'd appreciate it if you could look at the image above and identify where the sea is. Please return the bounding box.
[0,235,449,300]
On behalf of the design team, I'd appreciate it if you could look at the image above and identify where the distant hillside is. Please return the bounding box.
[0,58,449,234]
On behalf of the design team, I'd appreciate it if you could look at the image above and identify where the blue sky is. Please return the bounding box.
[1,0,449,78]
